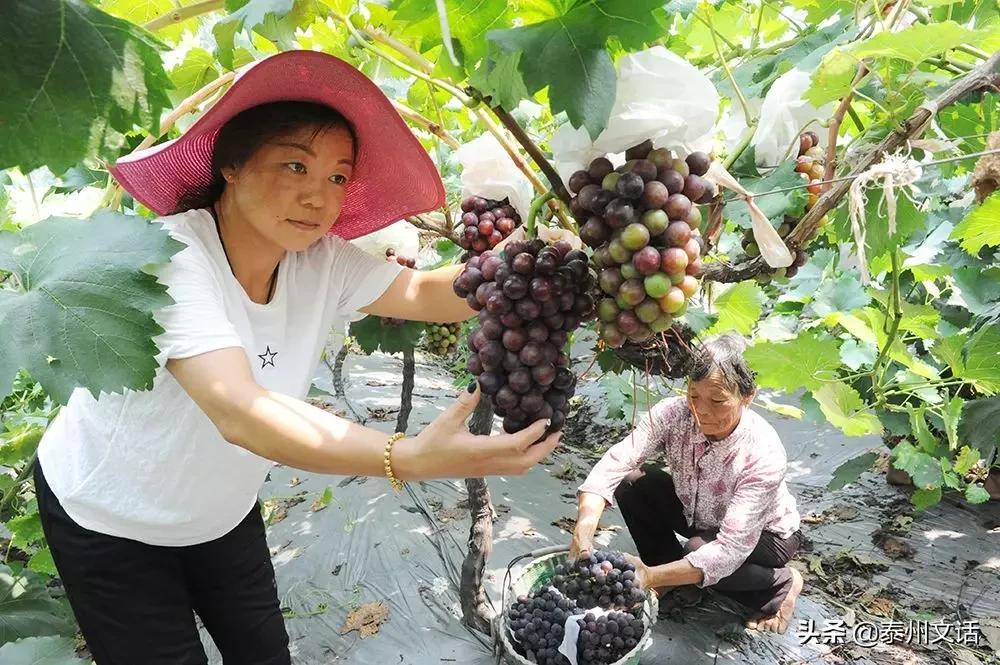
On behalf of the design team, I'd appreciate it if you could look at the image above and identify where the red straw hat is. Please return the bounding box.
[110,50,445,240]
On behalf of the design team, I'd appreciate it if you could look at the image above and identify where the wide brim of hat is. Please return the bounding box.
[110,50,445,240]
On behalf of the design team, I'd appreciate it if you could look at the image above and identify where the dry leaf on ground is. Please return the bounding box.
[341,602,389,638]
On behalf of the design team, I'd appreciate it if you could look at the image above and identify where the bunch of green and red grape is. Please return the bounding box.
[566,139,715,348]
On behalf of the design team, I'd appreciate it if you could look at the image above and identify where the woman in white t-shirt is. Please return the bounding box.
[34,51,560,665]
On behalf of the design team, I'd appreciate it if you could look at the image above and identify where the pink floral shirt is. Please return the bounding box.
[578,396,800,587]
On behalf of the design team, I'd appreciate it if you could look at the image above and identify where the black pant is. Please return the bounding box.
[614,466,801,616]
[34,461,290,665]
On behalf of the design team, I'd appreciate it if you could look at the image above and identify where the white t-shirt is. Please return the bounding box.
[37,209,403,546]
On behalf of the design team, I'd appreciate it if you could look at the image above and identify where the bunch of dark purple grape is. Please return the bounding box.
[452,240,596,434]
[551,550,645,611]
[507,585,580,665]
[456,196,521,258]
[382,249,416,326]
[566,139,714,348]
[573,611,645,665]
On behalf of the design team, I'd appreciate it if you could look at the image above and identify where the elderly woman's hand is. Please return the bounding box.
[622,553,650,590]
[569,533,594,561]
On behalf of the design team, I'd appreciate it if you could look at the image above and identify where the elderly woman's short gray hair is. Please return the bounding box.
[687,333,757,398]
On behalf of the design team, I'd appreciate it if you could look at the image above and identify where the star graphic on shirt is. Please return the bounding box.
[258,346,278,369]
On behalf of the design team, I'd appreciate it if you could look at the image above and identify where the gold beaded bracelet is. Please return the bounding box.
[384,431,406,492]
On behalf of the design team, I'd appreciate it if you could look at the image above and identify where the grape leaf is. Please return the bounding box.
[839,339,876,370]
[911,487,942,511]
[168,47,220,103]
[965,484,991,505]
[213,0,295,70]
[26,549,58,578]
[0,426,43,467]
[0,567,77,646]
[0,0,172,174]
[953,446,980,476]
[705,281,764,336]
[756,314,799,342]
[717,15,855,100]
[950,193,1000,256]
[962,325,1000,395]
[0,212,184,404]
[848,20,983,65]
[804,48,857,107]
[836,195,927,270]
[909,408,940,454]
[725,161,808,230]
[349,316,425,355]
[681,305,717,334]
[487,0,665,140]
[0,636,87,664]
[941,395,963,451]
[48,167,109,198]
[7,515,43,550]
[806,272,871,317]
[745,332,842,392]
[958,397,1000,462]
[892,441,943,489]
[470,50,531,111]
[859,308,939,380]
[391,0,510,72]
[814,382,882,437]
[949,266,1000,317]
[827,451,878,491]
[930,333,967,377]
[868,293,940,340]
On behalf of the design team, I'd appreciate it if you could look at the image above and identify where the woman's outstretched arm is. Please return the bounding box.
[167,347,560,479]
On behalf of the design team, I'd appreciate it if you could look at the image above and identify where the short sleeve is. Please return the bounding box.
[328,236,405,322]
[150,234,243,366]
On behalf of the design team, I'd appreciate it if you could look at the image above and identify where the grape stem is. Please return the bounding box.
[526,192,556,240]
[705,9,754,128]
[871,250,904,405]
[723,122,758,170]
[826,65,870,184]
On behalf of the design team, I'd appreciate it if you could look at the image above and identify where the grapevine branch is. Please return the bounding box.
[460,398,497,634]
[143,0,224,31]
[390,100,461,149]
[406,213,458,243]
[395,348,415,433]
[700,47,1000,284]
